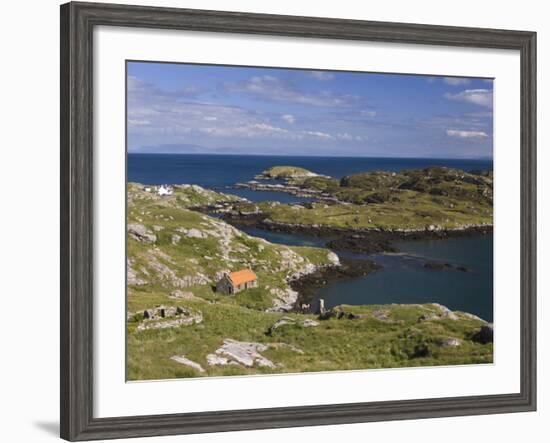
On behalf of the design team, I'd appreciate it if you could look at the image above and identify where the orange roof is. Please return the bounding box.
[228,269,257,285]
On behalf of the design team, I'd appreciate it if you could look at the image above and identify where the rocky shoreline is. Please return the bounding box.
[290,258,381,312]
[233,181,340,203]
[220,212,493,254]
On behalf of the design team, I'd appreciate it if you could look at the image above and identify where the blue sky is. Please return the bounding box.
[127,61,493,158]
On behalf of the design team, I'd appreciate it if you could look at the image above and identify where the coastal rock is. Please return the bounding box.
[267,287,299,312]
[319,307,359,321]
[290,258,381,309]
[418,312,440,322]
[432,303,459,321]
[472,325,493,344]
[128,223,157,243]
[461,312,487,323]
[372,310,390,321]
[206,339,275,368]
[326,251,340,266]
[423,261,471,273]
[439,338,462,348]
[424,261,452,271]
[170,355,205,373]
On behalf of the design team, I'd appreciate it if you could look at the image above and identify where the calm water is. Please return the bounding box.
[128,153,493,321]
[241,225,493,321]
[239,226,327,248]
[320,236,493,322]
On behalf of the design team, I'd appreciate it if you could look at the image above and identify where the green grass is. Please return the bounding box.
[126,182,492,381]
[127,298,492,380]
[255,188,492,230]
[243,166,493,230]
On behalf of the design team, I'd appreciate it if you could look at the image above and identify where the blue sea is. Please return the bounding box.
[128,153,492,187]
[128,153,493,321]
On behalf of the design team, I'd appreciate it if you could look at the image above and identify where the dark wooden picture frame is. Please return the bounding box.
[60,2,536,441]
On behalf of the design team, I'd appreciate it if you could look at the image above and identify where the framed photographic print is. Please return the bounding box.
[60,2,536,441]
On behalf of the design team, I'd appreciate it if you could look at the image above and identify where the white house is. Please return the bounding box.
[157,185,173,196]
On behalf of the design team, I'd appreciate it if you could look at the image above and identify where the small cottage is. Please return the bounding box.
[216,269,258,295]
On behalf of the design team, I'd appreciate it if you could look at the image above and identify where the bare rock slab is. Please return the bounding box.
[206,339,275,368]
[170,355,205,373]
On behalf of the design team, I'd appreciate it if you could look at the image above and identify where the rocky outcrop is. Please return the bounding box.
[136,305,203,331]
[291,258,380,310]
[326,251,340,266]
[206,339,275,368]
[145,248,211,288]
[319,308,361,321]
[233,181,339,203]
[266,287,300,312]
[266,316,320,335]
[127,259,146,286]
[170,355,205,373]
[418,311,440,322]
[472,325,493,344]
[372,310,390,321]
[461,312,488,323]
[168,290,204,302]
[424,261,470,272]
[438,338,462,348]
[128,223,157,243]
[432,303,460,321]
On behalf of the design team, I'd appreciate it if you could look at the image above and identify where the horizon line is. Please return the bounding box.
[127,152,493,161]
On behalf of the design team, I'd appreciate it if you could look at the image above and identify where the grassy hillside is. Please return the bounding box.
[127,183,492,380]
[127,183,336,312]
[128,295,492,380]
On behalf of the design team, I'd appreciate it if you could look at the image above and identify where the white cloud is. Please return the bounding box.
[307,71,334,81]
[444,89,493,108]
[360,110,377,118]
[336,133,366,142]
[226,75,360,107]
[443,77,471,86]
[446,129,489,139]
[281,114,296,124]
[302,130,333,140]
[337,132,353,141]
[127,75,367,148]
